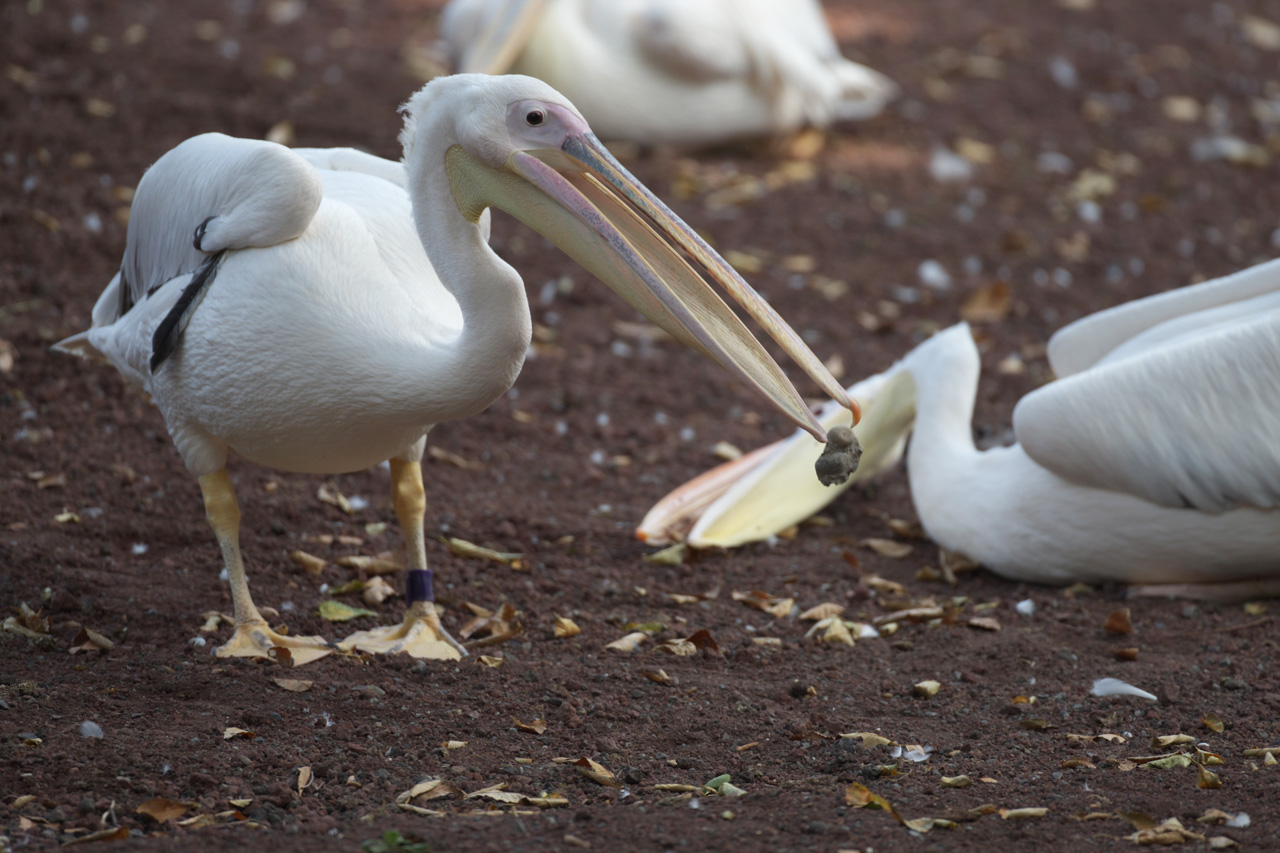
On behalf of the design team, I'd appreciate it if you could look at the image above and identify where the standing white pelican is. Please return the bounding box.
[437,0,897,146]
[55,74,858,664]
[640,260,1280,592]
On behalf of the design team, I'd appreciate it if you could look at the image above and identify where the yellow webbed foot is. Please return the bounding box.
[338,601,466,660]
[217,619,334,666]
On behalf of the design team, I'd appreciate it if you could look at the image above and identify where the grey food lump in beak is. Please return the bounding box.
[814,425,862,486]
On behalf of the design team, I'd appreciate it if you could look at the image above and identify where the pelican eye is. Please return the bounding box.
[525,109,545,127]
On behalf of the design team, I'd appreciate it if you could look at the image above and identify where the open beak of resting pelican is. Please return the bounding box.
[441,96,859,449]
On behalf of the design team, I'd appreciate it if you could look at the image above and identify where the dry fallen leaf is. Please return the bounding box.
[222,727,257,741]
[136,797,196,822]
[296,766,313,796]
[554,615,581,638]
[289,550,326,575]
[805,617,855,646]
[317,482,353,514]
[679,629,720,655]
[445,537,524,568]
[1061,757,1096,769]
[272,678,313,693]
[397,779,465,804]
[604,632,648,652]
[959,281,1012,323]
[643,543,689,565]
[65,827,130,845]
[1126,818,1205,846]
[336,554,403,575]
[861,538,913,559]
[799,602,844,621]
[1064,732,1127,745]
[844,783,903,823]
[69,626,113,654]
[1103,608,1134,635]
[512,717,547,735]
[639,669,672,684]
[873,606,944,626]
[731,590,795,618]
[458,602,523,646]
[1197,764,1222,789]
[653,638,697,656]
[318,600,376,622]
[361,576,398,606]
[940,775,971,788]
[478,654,504,667]
[574,757,621,787]
[1000,808,1048,820]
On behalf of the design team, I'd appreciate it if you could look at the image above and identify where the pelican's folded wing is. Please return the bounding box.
[1047,258,1280,378]
[1014,311,1280,513]
[291,147,407,188]
[117,133,323,322]
[108,133,324,372]
[633,0,754,82]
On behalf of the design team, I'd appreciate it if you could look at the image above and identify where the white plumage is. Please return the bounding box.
[438,0,897,146]
[641,259,1280,589]
[57,74,853,663]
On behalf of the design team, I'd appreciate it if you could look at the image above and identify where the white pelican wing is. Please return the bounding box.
[119,133,323,319]
[291,147,407,188]
[1014,310,1280,512]
[1048,258,1280,377]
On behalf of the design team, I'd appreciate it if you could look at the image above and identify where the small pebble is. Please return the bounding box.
[814,425,862,486]
[918,259,952,291]
[80,721,104,739]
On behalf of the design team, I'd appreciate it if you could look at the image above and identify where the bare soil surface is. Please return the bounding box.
[3,0,1279,850]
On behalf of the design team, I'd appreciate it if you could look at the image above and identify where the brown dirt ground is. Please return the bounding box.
[3,0,1280,850]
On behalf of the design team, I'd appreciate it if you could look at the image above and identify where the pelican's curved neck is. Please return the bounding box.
[402,123,532,422]
[904,328,982,467]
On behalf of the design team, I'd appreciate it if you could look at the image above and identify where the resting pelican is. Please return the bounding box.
[437,0,897,146]
[640,260,1280,592]
[55,74,857,664]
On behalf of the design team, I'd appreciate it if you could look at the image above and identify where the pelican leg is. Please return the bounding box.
[199,469,333,666]
[338,458,466,660]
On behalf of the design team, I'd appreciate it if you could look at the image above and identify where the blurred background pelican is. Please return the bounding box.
[436,0,897,146]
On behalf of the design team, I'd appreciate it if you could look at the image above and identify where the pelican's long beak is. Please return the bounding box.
[444,133,856,442]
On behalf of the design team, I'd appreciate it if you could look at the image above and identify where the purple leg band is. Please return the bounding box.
[406,569,434,603]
